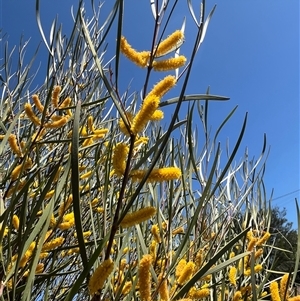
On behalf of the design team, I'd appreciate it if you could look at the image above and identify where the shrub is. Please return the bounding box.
[0,1,298,300]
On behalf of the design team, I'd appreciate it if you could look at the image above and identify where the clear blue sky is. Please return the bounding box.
[1,1,299,225]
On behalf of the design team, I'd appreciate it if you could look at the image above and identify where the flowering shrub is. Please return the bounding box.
[0,1,299,301]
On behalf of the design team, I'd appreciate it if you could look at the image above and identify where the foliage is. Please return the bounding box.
[0,1,299,301]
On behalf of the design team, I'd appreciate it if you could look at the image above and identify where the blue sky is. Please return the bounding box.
[1,1,299,225]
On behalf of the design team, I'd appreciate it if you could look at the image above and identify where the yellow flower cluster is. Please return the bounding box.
[120,30,186,71]
[120,206,156,228]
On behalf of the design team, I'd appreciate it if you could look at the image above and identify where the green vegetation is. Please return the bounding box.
[0,1,298,300]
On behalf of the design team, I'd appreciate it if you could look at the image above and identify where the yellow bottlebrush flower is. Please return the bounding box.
[52,86,61,108]
[80,170,92,179]
[120,206,156,228]
[229,251,235,258]
[82,137,94,147]
[130,167,182,183]
[147,75,176,98]
[240,285,251,295]
[74,230,92,238]
[119,112,133,136]
[257,232,271,246]
[44,116,68,128]
[288,297,300,301]
[12,215,20,231]
[32,94,44,113]
[11,158,33,181]
[24,103,41,126]
[8,134,22,157]
[255,248,263,259]
[172,227,184,235]
[112,143,129,177]
[149,240,157,260]
[50,214,56,228]
[247,237,258,251]
[19,241,36,267]
[152,55,187,71]
[246,230,253,241]
[58,195,73,217]
[42,237,64,252]
[94,207,104,214]
[270,281,281,301]
[138,254,152,301]
[122,247,129,254]
[254,264,263,273]
[228,266,237,286]
[233,291,242,301]
[188,287,210,299]
[93,128,109,135]
[149,110,164,121]
[60,96,71,108]
[177,262,195,285]
[120,36,150,68]
[122,281,132,295]
[151,224,161,243]
[280,274,289,300]
[88,258,114,295]
[87,115,95,132]
[195,250,203,269]
[80,126,88,136]
[39,252,48,259]
[58,212,75,230]
[45,190,55,199]
[155,30,184,57]
[158,273,169,301]
[134,136,149,147]
[131,95,160,135]
[90,198,98,207]
[176,259,187,279]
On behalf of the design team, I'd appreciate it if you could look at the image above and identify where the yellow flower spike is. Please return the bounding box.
[44,116,68,128]
[152,55,187,71]
[87,115,95,132]
[158,273,169,301]
[120,36,150,68]
[35,263,44,274]
[82,137,94,147]
[11,158,33,181]
[131,95,160,135]
[45,190,55,199]
[39,252,48,259]
[134,136,149,147]
[138,254,152,301]
[80,170,92,179]
[32,94,44,113]
[8,134,22,157]
[149,110,164,121]
[88,258,114,295]
[257,232,271,246]
[288,297,300,301]
[188,287,210,299]
[93,128,109,135]
[119,112,133,136]
[270,281,281,301]
[172,227,184,235]
[42,237,64,252]
[12,215,20,230]
[233,291,243,301]
[176,259,187,279]
[130,167,182,183]
[147,75,176,98]
[229,251,235,258]
[24,103,41,126]
[112,143,129,177]
[120,206,156,228]
[280,274,289,300]
[58,195,73,218]
[149,240,157,260]
[52,85,61,108]
[151,224,161,243]
[122,281,132,295]
[177,262,195,285]
[246,230,253,241]
[255,248,263,259]
[247,237,258,251]
[155,30,184,57]
[228,266,237,286]
[60,96,71,108]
